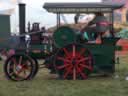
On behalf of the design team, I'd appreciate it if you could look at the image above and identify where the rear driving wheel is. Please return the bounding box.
[4,54,35,81]
[54,44,93,80]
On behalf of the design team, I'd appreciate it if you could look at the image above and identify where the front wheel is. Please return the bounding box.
[4,54,35,81]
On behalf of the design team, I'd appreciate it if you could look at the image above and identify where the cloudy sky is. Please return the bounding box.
[0,0,102,32]
[0,0,125,33]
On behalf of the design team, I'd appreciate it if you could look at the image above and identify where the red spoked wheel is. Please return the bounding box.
[54,44,93,80]
[4,54,35,81]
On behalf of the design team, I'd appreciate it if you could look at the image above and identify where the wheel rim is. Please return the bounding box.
[30,58,39,79]
[54,44,93,80]
[5,54,34,81]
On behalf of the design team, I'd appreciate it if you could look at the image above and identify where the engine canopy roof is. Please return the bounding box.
[43,2,124,13]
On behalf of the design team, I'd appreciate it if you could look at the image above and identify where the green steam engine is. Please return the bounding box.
[3,2,125,81]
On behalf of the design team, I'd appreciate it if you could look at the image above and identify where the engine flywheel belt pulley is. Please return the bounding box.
[53,26,76,48]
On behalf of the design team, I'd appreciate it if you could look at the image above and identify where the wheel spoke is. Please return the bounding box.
[57,64,70,69]
[73,67,76,80]
[63,66,72,79]
[73,45,76,57]
[63,48,69,56]
[79,63,92,70]
[57,56,70,63]
[78,57,90,63]
[18,56,23,65]
[12,58,17,65]
[76,66,87,79]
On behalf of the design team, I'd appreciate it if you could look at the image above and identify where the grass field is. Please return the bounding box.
[0,54,128,96]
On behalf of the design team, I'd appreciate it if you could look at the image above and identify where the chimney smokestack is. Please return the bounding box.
[19,3,26,35]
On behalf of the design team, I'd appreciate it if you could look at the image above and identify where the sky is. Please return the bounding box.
[0,0,103,33]
[0,0,126,33]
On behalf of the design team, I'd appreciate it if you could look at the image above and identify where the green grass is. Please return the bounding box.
[0,55,128,96]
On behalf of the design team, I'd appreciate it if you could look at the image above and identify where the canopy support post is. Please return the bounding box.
[110,11,115,37]
[57,13,61,28]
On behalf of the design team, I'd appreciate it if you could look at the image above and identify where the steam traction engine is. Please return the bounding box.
[3,2,124,81]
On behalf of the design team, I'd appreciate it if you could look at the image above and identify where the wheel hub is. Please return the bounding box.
[71,58,76,65]
[16,65,22,71]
